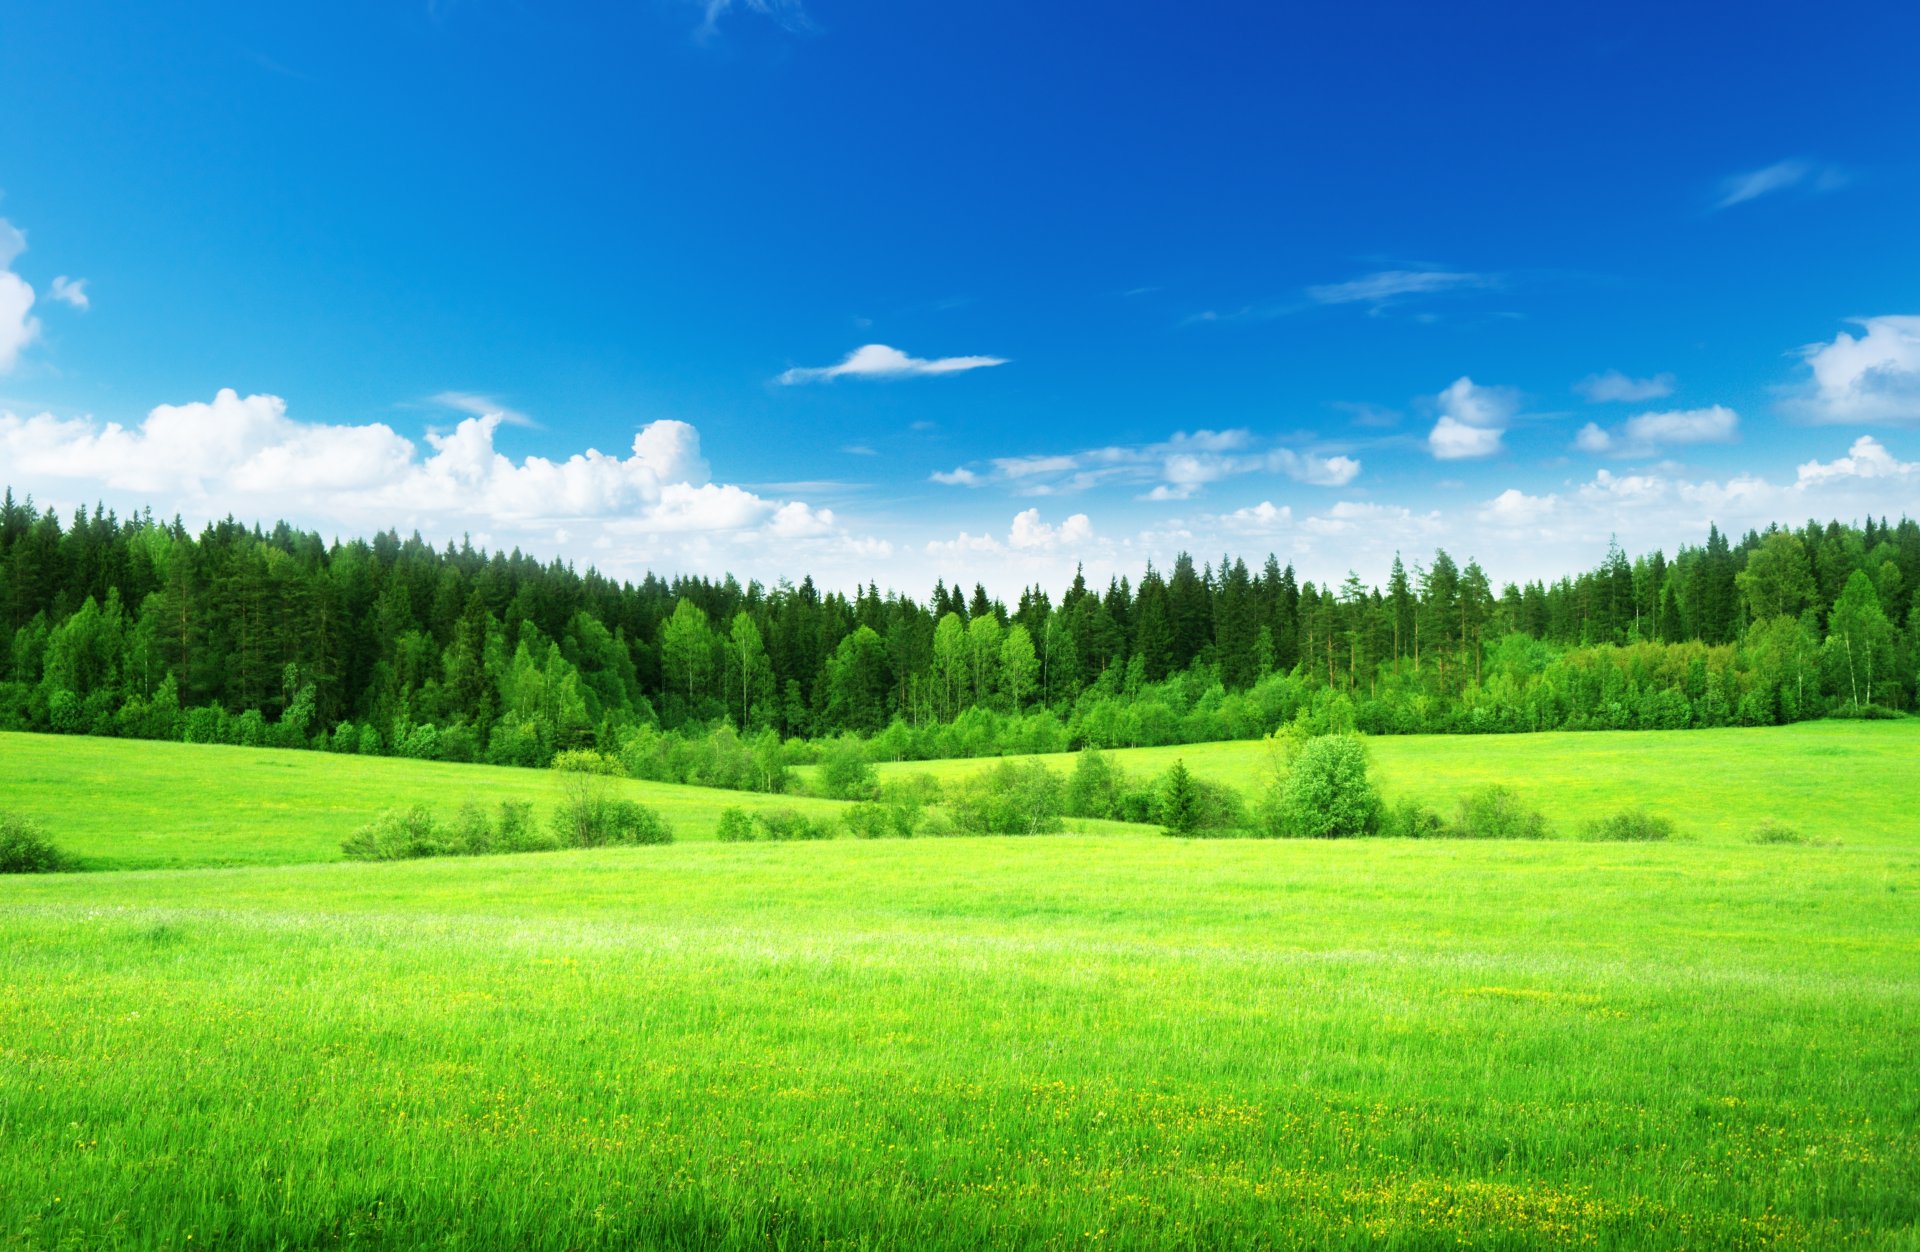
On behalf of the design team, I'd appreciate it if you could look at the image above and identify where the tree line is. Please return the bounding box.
[2,487,1915,765]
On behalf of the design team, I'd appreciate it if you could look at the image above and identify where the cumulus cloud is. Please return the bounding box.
[1479,488,1557,526]
[0,219,41,373]
[1426,377,1516,460]
[935,428,1361,500]
[0,389,887,581]
[927,509,1095,560]
[1711,159,1848,211]
[778,343,1007,384]
[1795,436,1919,486]
[1009,507,1093,550]
[1574,405,1739,457]
[1306,269,1492,307]
[1574,369,1673,403]
[1786,315,1920,424]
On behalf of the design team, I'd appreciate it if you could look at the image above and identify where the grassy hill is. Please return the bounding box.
[0,732,863,869]
[839,720,1920,846]
[3,725,1917,1246]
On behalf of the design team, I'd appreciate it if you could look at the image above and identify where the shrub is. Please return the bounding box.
[842,801,893,839]
[754,808,834,841]
[551,748,624,775]
[1378,798,1449,839]
[1065,746,1130,820]
[0,814,76,873]
[451,800,496,854]
[1451,785,1552,840]
[1156,760,1246,837]
[341,805,449,860]
[1748,819,1805,845]
[715,806,755,842]
[492,801,548,852]
[815,737,878,800]
[1264,734,1381,838]
[1580,809,1675,842]
[947,761,1065,835]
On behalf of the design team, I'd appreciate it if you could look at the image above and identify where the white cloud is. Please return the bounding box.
[1306,269,1491,307]
[1712,159,1848,211]
[1479,488,1557,526]
[0,389,889,582]
[1575,405,1739,458]
[777,343,1007,384]
[1429,415,1503,460]
[1574,422,1613,453]
[1426,376,1516,460]
[0,219,41,373]
[47,275,89,311]
[1624,406,1738,446]
[935,427,1362,500]
[1795,436,1919,486]
[697,0,810,38]
[431,390,539,429]
[1787,315,1920,424]
[1574,369,1673,403]
[1220,501,1292,533]
[1008,507,1093,550]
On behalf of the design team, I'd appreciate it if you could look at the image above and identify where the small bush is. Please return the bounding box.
[0,814,76,873]
[551,748,625,776]
[1263,734,1381,839]
[492,801,547,852]
[715,807,755,842]
[843,793,923,839]
[842,801,893,839]
[342,806,449,860]
[947,761,1066,835]
[1378,798,1449,839]
[754,808,834,841]
[1065,747,1130,820]
[815,738,879,800]
[451,800,496,854]
[1451,785,1552,840]
[1580,809,1674,842]
[1748,819,1805,845]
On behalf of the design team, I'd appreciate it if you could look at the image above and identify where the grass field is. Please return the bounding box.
[840,720,1920,847]
[3,726,1918,1247]
[0,733,857,870]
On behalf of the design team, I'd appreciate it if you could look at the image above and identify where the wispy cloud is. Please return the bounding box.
[778,343,1008,385]
[932,428,1359,500]
[1574,369,1673,403]
[431,390,540,429]
[1711,159,1848,211]
[697,0,811,39]
[1307,269,1492,308]
[1575,405,1739,458]
[47,276,89,312]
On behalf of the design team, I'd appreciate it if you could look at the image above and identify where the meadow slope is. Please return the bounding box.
[844,721,1920,847]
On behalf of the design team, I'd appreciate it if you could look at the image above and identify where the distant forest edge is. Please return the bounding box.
[1,489,1915,767]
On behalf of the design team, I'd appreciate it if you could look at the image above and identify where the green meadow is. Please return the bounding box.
[846,720,1920,847]
[2,727,1918,1248]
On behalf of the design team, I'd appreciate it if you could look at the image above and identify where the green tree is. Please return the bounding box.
[658,599,715,712]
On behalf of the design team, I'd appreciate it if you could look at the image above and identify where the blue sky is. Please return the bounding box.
[3,0,1918,593]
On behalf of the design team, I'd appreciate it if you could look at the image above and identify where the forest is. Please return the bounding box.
[2,488,1915,767]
